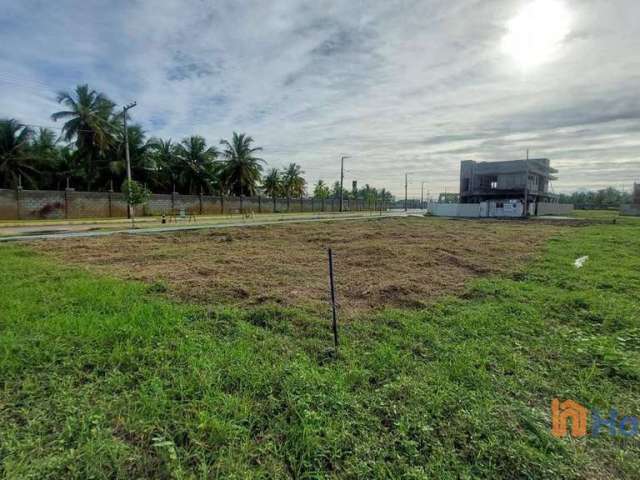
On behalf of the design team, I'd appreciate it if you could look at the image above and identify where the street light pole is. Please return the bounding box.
[404,173,408,212]
[421,181,425,209]
[339,155,350,212]
[122,101,137,224]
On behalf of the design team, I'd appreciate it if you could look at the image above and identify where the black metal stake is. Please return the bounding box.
[328,248,339,353]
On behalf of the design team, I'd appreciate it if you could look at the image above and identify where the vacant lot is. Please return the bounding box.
[33,217,563,312]
[2,221,640,479]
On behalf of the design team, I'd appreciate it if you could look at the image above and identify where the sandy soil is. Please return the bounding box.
[32,217,565,313]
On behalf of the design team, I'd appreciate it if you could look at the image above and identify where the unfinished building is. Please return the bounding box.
[621,183,640,216]
[459,158,561,216]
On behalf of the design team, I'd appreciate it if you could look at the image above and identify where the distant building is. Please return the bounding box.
[621,182,640,216]
[459,158,559,216]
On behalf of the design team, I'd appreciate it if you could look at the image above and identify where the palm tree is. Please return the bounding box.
[263,168,282,211]
[51,84,116,189]
[219,132,264,197]
[174,135,219,194]
[148,138,180,192]
[313,179,330,199]
[0,119,38,188]
[282,163,306,198]
[29,128,60,188]
[51,145,82,190]
[31,128,57,158]
[107,124,154,188]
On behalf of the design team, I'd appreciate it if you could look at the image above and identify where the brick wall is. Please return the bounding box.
[0,188,384,220]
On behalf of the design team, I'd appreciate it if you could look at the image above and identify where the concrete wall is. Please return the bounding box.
[0,188,385,220]
[537,202,574,216]
[429,203,481,217]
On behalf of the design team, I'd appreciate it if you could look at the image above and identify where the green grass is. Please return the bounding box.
[1,223,640,478]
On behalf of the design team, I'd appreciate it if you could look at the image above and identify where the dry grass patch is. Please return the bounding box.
[32,217,564,313]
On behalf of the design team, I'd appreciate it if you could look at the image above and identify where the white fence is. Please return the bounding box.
[428,201,574,218]
[428,203,481,217]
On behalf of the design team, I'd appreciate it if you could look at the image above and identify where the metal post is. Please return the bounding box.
[340,157,344,212]
[328,248,339,353]
[404,173,408,212]
[339,155,350,212]
[122,101,137,225]
[15,182,22,220]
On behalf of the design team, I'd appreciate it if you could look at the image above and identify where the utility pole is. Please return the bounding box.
[339,156,349,212]
[404,173,408,212]
[421,181,425,209]
[123,101,137,224]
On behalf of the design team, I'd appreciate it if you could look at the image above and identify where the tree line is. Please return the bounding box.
[1,84,395,203]
[557,187,633,208]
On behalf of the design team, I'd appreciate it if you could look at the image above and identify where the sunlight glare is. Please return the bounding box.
[502,0,571,70]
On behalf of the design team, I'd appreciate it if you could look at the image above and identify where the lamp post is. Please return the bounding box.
[122,101,137,224]
[339,156,350,212]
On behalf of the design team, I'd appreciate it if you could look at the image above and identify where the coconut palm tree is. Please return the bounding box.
[174,135,219,194]
[148,138,180,192]
[219,132,264,197]
[29,127,60,188]
[282,163,306,198]
[0,119,38,188]
[31,128,57,158]
[50,145,82,190]
[262,168,282,211]
[107,124,154,188]
[51,84,116,189]
[313,179,330,199]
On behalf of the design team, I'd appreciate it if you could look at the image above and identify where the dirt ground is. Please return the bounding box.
[32,217,565,314]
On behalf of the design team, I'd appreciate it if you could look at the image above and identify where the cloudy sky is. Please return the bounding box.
[1,0,638,197]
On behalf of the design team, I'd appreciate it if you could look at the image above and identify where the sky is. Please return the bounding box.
[1,0,639,197]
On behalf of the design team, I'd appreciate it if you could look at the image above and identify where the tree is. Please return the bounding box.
[174,135,219,194]
[51,84,116,189]
[121,179,150,227]
[219,132,264,196]
[50,145,82,190]
[331,180,348,199]
[557,187,631,208]
[0,119,38,188]
[359,184,377,208]
[108,124,154,188]
[313,179,330,199]
[31,128,58,159]
[263,168,282,211]
[148,138,180,192]
[282,163,306,198]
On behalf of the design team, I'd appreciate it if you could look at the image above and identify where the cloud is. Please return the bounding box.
[0,0,638,196]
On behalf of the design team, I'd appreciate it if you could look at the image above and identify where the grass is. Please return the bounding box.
[1,221,639,478]
[31,217,562,312]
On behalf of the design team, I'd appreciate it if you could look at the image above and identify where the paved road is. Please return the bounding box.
[0,212,407,242]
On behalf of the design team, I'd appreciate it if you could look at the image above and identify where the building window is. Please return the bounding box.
[462,178,470,192]
[496,201,503,208]
[491,181,498,189]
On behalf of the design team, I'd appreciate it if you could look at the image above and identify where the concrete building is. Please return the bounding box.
[620,182,640,216]
[459,158,559,216]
